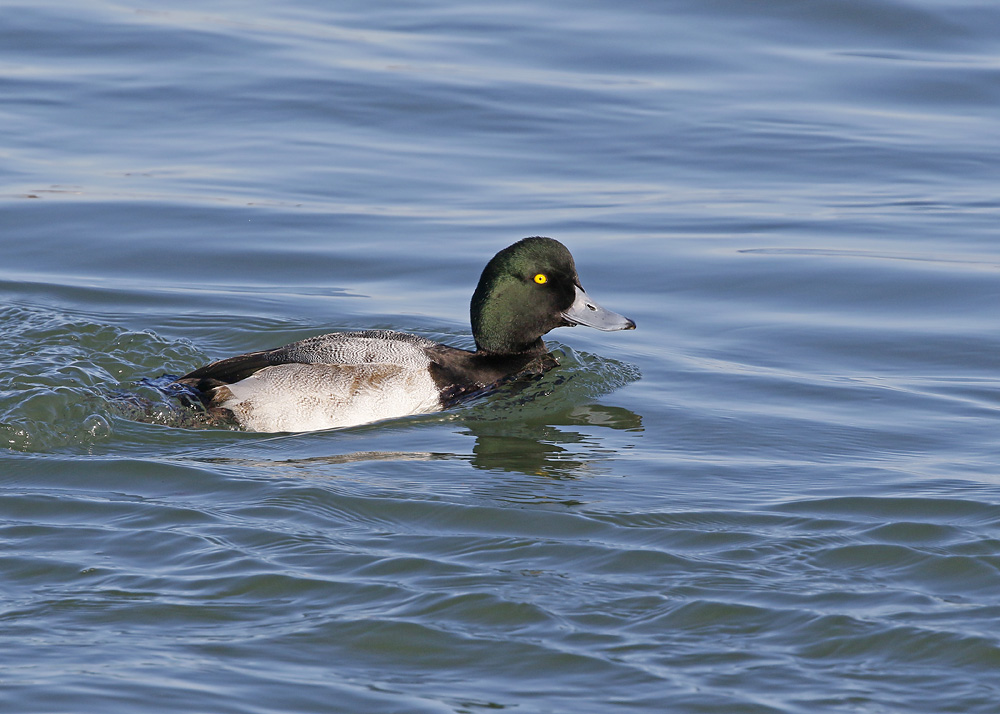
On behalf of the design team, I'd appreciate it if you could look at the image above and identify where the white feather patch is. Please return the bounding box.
[218,362,442,432]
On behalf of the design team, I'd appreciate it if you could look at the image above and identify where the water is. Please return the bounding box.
[3,0,1000,711]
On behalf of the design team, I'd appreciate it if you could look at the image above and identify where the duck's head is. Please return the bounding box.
[470,236,636,355]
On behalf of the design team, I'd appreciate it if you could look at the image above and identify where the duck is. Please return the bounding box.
[175,236,635,432]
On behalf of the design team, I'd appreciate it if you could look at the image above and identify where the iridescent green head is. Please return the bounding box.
[470,236,635,355]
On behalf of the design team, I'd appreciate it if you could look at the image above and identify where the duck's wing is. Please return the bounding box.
[178,330,438,386]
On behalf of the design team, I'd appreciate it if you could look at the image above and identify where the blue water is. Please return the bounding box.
[3,1,1000,712]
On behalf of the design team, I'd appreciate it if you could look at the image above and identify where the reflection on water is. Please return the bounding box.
[194,449,455,476]
[464,404,642,477]
[455,346,643,476]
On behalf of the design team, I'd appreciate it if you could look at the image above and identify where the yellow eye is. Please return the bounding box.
[534,273,547,285]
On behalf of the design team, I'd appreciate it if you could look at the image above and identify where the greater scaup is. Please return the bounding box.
[175,236,635,432]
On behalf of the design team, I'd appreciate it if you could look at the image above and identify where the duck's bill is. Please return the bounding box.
[561,285,636,331]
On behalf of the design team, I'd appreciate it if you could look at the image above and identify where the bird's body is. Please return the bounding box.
[175,237,634,432]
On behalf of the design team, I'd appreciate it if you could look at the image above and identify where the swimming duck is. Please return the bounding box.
[176,236,635,432]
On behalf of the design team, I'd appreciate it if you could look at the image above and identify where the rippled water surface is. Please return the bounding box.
[3,1,1000,712]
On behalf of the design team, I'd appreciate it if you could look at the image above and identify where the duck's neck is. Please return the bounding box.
[473,336,548,357]
[470,342,558,386]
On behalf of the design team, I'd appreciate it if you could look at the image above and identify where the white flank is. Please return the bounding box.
[218,362,442,432]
